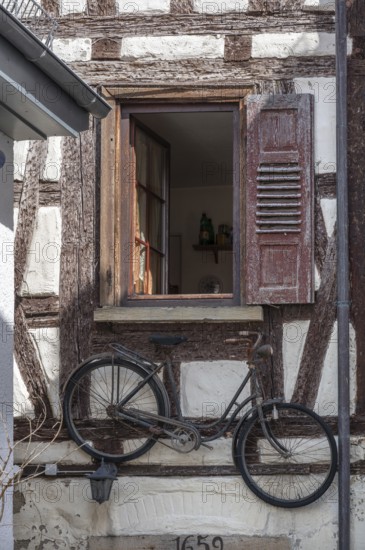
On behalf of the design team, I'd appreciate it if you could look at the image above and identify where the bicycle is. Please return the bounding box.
[63,331,337,508]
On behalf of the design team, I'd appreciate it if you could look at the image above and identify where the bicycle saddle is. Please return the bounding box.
[149,334,187,346]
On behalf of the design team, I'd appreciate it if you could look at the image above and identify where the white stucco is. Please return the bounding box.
[282,320,310,401]
[17,474,365,549]
[59,0,87,15]
[117,0,170,13]
[180,360,250,418]
[252,32,352,58]
[13,140,29,181]
[294,77,336,174]
[20,207,61,297]
[53,39,92,62]
[321,197,337,237]
[13,359,34,418]
[302,0,335,11]
[42,137,63,182]
[29,328,60,417]
[193,0,249,12]
[14,441,91,466]
[121,35,225,60]
[316,322,357,416]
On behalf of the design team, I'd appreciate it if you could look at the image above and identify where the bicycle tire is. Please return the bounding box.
[63,356,168,463]
[235,403,337,508]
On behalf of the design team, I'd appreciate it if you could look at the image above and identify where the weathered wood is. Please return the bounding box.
[348,70,365,413]
[87,0,116,16]
[225,36,252,62]
[291,234,337,407]
[94,306,264,323]
[263,308,284,399]
[69,57,336,86]
[92,38,121,60]
[170,0,194,13]
[249,0,302,12]
[14,141,46,292]
[106,84,251,101]
[314,192,329,275]
[92,322,258,362]
[59,127,96,385]
[348,0,365,37]
[14,181,61,207]
[14,303,53,417]
[245,94,314,304]
[57,12,335,38]
[99,94,117,305]
[21,296,59,318]
[315,172,336,198]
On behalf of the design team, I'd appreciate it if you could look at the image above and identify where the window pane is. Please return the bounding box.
[148,198,163,250]
[134,241,147,294]
[135,127,148,186]
[136,188,147,242]
[149,139,164,196]
[150,251,162,294]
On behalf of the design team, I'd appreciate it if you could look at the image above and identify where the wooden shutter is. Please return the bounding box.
[245,94,314,304]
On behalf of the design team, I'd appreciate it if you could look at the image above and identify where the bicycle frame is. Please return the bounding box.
[111,331,285,452]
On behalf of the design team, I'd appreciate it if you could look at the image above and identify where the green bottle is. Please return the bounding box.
[199,213,210,245]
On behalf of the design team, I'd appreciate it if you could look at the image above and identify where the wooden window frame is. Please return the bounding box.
[99,86,252,309]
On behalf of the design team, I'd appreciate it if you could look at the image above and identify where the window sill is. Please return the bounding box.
[94,306,264,323]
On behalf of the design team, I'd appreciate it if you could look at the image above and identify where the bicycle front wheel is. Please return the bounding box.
[235,403,337,508]
[63,357,168,463]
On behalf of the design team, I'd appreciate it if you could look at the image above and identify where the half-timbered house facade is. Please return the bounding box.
[10,0,365,548]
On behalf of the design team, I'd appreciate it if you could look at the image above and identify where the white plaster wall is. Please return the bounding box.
[117,0,170,13]
[20,206,61,297]
[52,39,92,62]
[193,0,249,12]
[121,35,225,60]
[21,473,365,549]
[302,0,335,11]
[29,328,61,417]
[13,140,29,181]
[321,197,337,236]
[252,32,352,58]
[282,320,310,402]
[42,137,63,182]
[294,77,336,174]
[170,186,233,293]
[13,359,34,418]
[180,360,250,418]
[316,322,357,416]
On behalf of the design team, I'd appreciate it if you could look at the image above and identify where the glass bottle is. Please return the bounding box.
[199,213,210,245]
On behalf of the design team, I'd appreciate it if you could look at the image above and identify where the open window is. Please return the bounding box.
[119,104,240,306]
[99,91,314,310]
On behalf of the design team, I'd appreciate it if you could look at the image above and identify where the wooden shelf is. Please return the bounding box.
[193,244,233,263]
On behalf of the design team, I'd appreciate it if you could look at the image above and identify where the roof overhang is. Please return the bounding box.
[0,5,111,140]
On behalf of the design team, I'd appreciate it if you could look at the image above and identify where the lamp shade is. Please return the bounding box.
[87,461,118,504]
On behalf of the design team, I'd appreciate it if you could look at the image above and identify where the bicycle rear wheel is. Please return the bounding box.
[63,357,168,463]
[235,403,337,508]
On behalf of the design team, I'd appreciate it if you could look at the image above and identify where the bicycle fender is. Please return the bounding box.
[231,398,284,464]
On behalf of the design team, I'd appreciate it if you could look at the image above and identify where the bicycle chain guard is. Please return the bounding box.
[170,426,201,453]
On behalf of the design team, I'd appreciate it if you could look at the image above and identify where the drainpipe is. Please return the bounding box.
[336,1,350,549]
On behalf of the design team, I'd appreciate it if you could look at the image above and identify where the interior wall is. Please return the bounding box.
[170,186,233,293]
